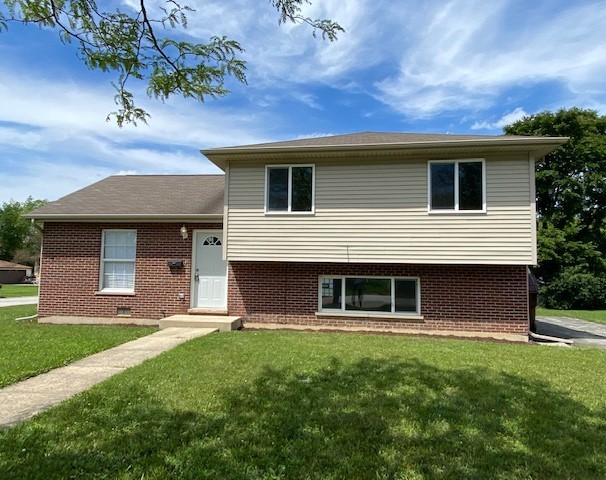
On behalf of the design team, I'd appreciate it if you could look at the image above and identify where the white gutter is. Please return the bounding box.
[23,214,224,222]
[202,137,569,156]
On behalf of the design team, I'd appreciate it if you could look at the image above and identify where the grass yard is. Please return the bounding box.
[537,307,606,326]
[0,330,605,479]
[0,305,155,388]
[0,284,38,298]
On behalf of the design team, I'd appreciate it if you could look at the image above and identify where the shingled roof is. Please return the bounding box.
[26,175,224,220]
[0,260,31,271]
[216,132,515,149]
[202,131,569,169]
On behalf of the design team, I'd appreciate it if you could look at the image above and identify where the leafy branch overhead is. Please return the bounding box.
[0,0,343,126]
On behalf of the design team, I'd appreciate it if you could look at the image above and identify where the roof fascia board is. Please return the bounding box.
[23,214,223,222]
[203,137,569,168]
[203,137,569,156]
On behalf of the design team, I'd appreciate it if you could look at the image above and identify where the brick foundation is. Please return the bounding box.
[39,222,221,320]
[228,262,529,334]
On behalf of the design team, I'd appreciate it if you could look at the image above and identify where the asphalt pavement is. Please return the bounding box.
[535,316,606,349]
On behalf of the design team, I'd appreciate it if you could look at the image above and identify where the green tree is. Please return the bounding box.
[505,108,606,308]
[0,1,343,126]
[0,198,46,264]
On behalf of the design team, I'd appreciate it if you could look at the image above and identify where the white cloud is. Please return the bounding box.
[375,1,606,117]
[292,92,323,110]
[131,0,385,90]
[0,69,271,150]
[0,158,112,204]
[0,66,273,203]
[295,132,339,140]
[471,107,528,131]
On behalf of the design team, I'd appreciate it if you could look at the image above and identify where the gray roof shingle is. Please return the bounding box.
[0,260,31,270]
[212,131,544,150]
[27,175,224,219]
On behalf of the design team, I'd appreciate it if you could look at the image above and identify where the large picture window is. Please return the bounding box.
[100,230,136,292]
[266,165,314,213]
[429,159,485,212]
[319,276,419,315]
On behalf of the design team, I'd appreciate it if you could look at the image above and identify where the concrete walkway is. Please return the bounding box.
[0,296,38,307]
[0,327,216,428]
[536,316,606,349]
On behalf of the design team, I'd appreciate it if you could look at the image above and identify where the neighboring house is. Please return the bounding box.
[27,132,567,335]
[0,260,32,284]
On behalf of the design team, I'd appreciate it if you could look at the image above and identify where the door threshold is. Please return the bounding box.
[188,308,229,315]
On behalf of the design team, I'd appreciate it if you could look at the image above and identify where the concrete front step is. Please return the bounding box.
[159,315,242,332]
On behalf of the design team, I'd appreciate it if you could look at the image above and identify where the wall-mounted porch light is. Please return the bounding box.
[180,225,188,240]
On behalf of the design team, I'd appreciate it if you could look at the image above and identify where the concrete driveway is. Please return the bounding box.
[0,296,38,307]
[536,316,606,349]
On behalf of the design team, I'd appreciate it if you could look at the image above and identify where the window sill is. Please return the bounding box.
[315,311,424,321]
[264,211,315,216]
[428,209,486,215]
[95,290,136,296]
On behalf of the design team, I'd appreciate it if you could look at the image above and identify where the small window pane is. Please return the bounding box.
[203,236,222,246]
[292,166,313,212]
[459,162,483,210]
[321,277,342,310]
[103,261,135,289]
[267,168,289,211]
[395,280,417,313]
[104,231,136,260]
[431,163,455,209]
[345,278,391,312]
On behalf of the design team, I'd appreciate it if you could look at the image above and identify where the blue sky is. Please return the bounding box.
[1,0,606,203]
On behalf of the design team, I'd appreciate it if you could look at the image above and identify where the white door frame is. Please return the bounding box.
[190,229,228,309]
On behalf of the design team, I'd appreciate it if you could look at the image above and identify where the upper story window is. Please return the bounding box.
[266,165,314,213]
[100,229,136,292]
[429,159,485,212]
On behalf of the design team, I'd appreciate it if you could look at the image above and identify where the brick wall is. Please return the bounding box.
[228,262,529,333]
[39,222,221,319]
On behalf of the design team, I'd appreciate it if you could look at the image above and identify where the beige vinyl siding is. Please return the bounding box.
[226,155,534,264]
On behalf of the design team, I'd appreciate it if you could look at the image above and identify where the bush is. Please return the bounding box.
[541,269,606,309]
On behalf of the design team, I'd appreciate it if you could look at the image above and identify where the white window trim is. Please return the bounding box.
[317,275,421,316]
[99,229,137,294]
[427,158,486,213]
[265,164,315,215]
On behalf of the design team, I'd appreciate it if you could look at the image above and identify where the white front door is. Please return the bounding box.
[193,231,227,309]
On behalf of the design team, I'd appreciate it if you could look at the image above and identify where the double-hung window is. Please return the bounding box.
[319,276,420,315]
[429,159,485,212]
[100,230,136,292]
[266,165,314,213]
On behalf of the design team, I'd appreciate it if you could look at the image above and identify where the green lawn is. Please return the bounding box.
[0,284,38,298]
[537,307,606,326]
[0,305,155,388]
[1,330,605,479]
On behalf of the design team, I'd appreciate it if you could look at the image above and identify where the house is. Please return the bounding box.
[0,260,33,284]
[27,132,568,337]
